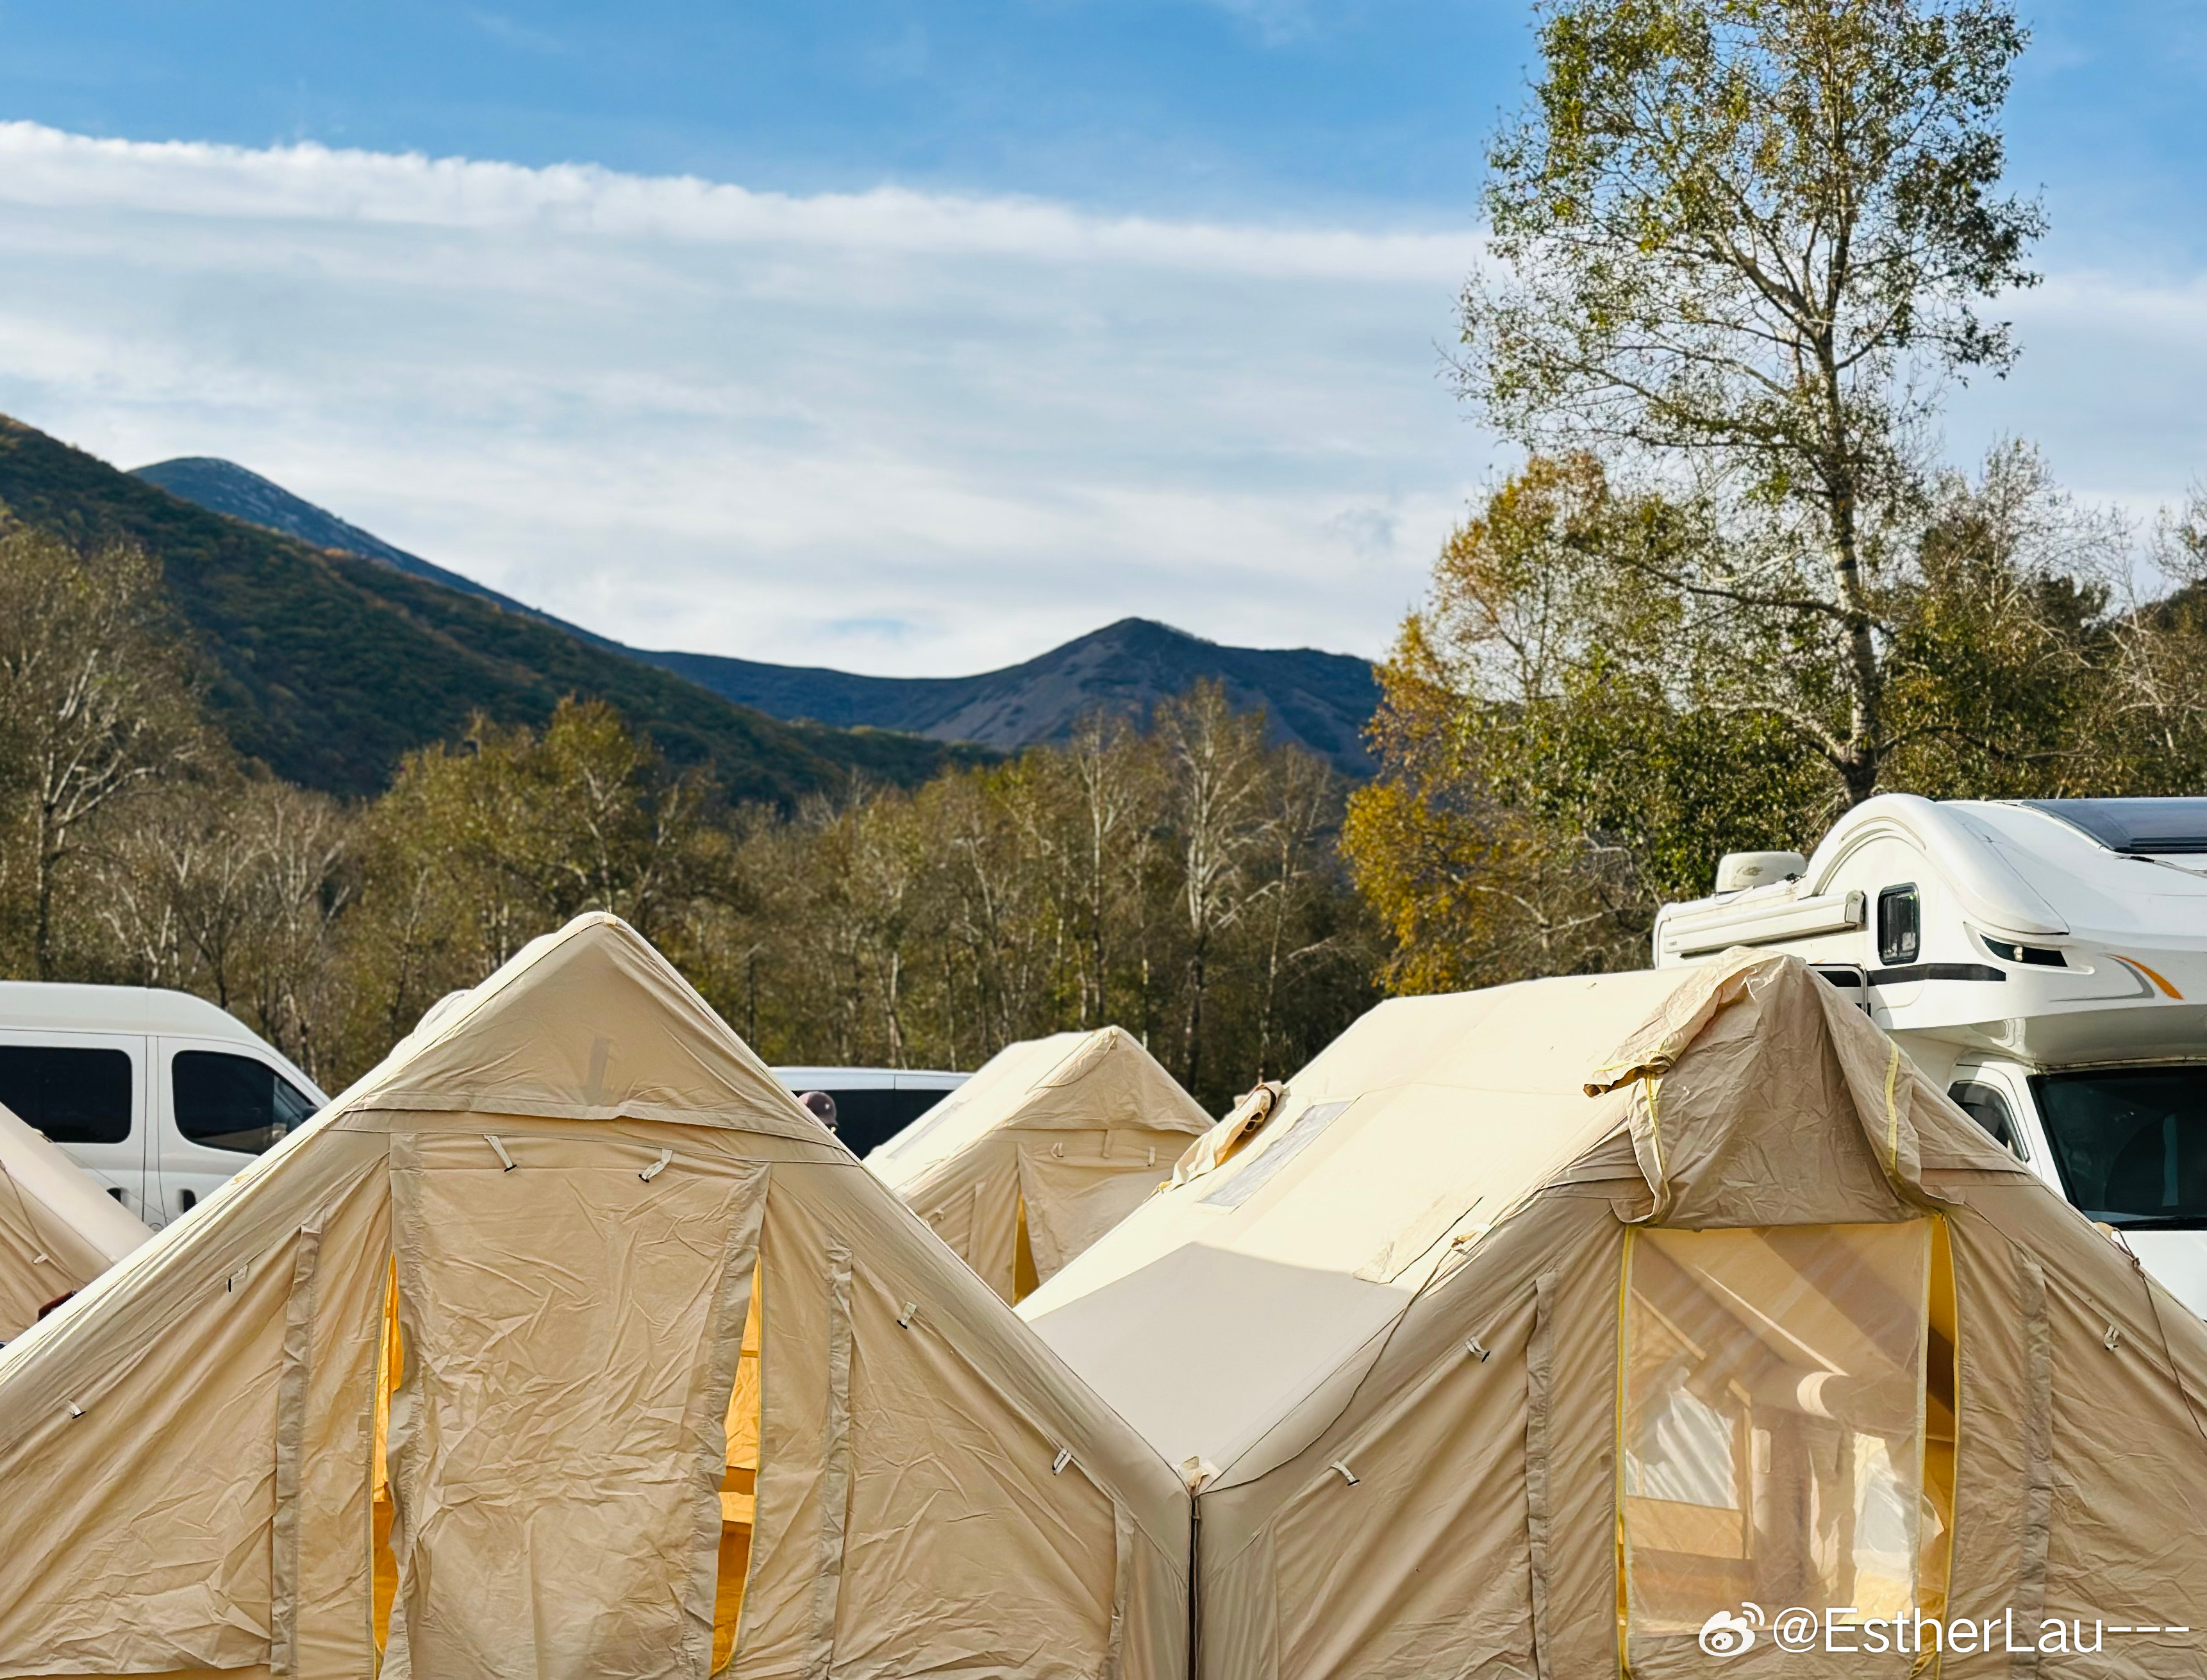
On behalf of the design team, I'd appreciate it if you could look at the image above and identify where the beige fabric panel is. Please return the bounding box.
[1017,1136,1178,1283]
[1596,954,2019,1229]
[915,1161,984,1274]
[1197,1199,1626,1680]
[0,1238,293,1674]
[274,1165,390,1680]
[0,1138,388,1678]
[383,1129,767,1680]
[0,1105,149,1341]
[1941,1213,2033,1680]
[336,914,826,1144]
[873,1027,1204,1304]
[731,1176,840,1680]
[901,1142,1024,1305]
[833,1254,1119,1678]
[29,1671,277,1680]
[871,1027,1207,1195]
[1626,974,1903,1228]
[967,1161,1024,1304]
[740,1178,1128,1680]
[0,1183,96,1343]
[1954,1183,2207,1670]
[746,1161,1188,1680]
[1264,1286,1540,1680]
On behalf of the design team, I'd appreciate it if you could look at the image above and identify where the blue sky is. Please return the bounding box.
[0,3,1523,215]
[0,3,2196,671]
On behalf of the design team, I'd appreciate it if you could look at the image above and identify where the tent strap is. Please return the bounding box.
[1103,1502,1135,1680]
[1524,1268,1559,1680]
[801,1238,854,1680]
[2010,1252,2053,1680]
[271,1206,330,1678]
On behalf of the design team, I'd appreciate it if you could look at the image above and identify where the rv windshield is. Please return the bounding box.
[2033,1067,2207,1227]
[2019,798,2207,855]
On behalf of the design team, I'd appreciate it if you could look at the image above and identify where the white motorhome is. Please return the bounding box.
[0,984,328,1229]
[1656,794,2207,1316]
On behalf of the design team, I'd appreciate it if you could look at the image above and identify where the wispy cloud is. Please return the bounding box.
[0,121,2185,679]
[0,123,1482,673]
[469,10,574,58]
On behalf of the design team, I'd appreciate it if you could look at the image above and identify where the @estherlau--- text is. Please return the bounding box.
[1697,1605,2194,1656]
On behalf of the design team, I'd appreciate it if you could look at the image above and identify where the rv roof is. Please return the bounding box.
[2017,799,2207,856]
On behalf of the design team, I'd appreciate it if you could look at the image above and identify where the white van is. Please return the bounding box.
[1655,794,2207,1315]
[772,1066,968,1158]
[0,983,328,1229]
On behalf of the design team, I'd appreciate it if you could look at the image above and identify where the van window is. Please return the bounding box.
[0,1045,131,1144]
[173,1051,317,1155]
[1877,884,1920,966]
[1947,1082,2026,1159]
[795,1087,957,1157]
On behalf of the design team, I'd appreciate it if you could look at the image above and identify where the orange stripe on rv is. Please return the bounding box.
[2114,955,2184,1000]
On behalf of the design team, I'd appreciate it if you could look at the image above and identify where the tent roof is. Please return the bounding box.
[866,1026,1210,1193]
[0,1102,149,1272]
[0,913,1186,1553]
[331,913,830,1143]
[1021,954,2022,1486]
[1018,969,1681,1479]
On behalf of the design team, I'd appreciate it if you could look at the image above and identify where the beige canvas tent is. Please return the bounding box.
[0,1101,149,1342]
[1023,952,2207,1679]
[0,913,1187,1680]
[864,1027,1210,1302]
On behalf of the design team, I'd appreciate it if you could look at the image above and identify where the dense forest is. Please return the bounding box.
[0,524,1374,1110]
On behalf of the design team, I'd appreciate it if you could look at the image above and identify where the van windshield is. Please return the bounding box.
[2033,1066,2207,1227]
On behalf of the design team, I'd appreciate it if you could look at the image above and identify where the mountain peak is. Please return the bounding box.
[133,456,1381,774]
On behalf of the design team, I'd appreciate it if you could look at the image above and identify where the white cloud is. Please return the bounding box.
[1943,270,2207,515]
[0,122,1483,673]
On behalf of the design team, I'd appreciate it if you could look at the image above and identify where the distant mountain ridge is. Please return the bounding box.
[647,622,1379,773]
[0,417,976,803]
[133,456,624,645]
[132,458,1382,774]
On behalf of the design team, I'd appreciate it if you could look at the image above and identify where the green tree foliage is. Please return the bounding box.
[0,531,204,979]
[0,545,1376,1110]
[695,683,1374,1109]
[1344,447,2179,992]
[0,415,981,802]
[1460,0,2045,801]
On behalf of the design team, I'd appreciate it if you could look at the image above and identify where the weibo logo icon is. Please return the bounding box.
[1698,1608,1758,1656]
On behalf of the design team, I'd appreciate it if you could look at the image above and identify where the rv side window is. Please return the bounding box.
[0,1045,132,1144]
[1947,1082,2026,1160]
[1877,884,1920,966]
[173,1051,317,1155]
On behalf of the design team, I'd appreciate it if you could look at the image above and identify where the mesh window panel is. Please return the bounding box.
[1620,1222,1938,1658]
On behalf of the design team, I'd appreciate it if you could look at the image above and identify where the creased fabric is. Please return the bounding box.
[800,1240,853,1680]
[0,1102,150,1342]
[867,1028,1209,1303]
[0,915,1190,1680]
[383,1133,770,1680]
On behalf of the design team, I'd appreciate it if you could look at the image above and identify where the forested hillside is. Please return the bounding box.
[0,417,972,803]
[133,456,1383,774]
